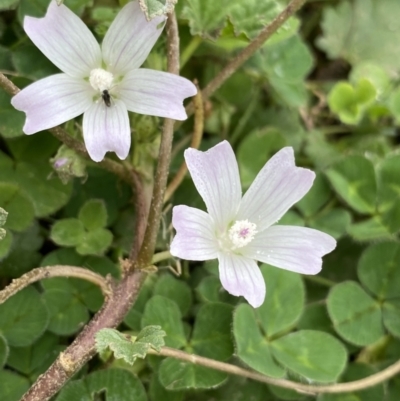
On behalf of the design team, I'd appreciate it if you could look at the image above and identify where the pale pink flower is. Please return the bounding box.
[11,1,196,162]
[170,141,336,308]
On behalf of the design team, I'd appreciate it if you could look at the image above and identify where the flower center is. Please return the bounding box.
[228,219,258,249]
[89,68,114,92]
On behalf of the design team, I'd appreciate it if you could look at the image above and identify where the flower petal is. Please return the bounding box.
[237,147,315,231]
[218,252,266,308]
[102,1,166,75]
[242,225,336,274]
[118,69,197,120]
[11,73,94,134]
[184,141,242,232]
[24,1,101,77]
[170,205,218,261]
[82,99,130,162]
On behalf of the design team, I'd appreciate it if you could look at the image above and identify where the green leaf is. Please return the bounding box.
[181,0,232,38]
[328,80,376,125]
[233,303,285,378]
[76,228,113,256]
[229,0,299,43]
[141,295,186,349]
[388,87,400,124]
[358,242,400,299]
[159,357,228,390]
[327,281,384,346]
[95,326,166,364]
[42,289,89,335]
[0,89,25,138]
[78,199,108,231]
[318,363,385,401]
[7,332,60,375]
[382,299,400,338]
[271,330,347,382]
[191,303,233,360]
[325,155,377,214]
[149,374,184,401]
[237,127,286,188]
[309,208,351,240]
[0,334,8,368]
[254,35,313,107]
[0,287,49,347]
[0,370,30,401]
[0,183,35,232]
[50,218,85,247]
[376,155,400,210]
[317,0,400,75]
[55,368,147,401]
[257,264,305,337]
[154,274,193,316]
[0,156,73,218]
[297,174,332,217]
[347,217,392,242]
[0,230,13,259]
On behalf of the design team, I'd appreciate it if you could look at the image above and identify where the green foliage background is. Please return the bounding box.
[1,0,400,400]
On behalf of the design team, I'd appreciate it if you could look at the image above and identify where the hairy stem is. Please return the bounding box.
[151,346,400,394]
[136,12,180,267]
[0,266,112,304]
[164,83,204,203]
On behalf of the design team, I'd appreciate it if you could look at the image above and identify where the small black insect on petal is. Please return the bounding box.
[102,90,111,107]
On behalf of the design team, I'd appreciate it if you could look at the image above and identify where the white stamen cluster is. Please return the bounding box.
[89,68,114,92]
[228,219,258,249]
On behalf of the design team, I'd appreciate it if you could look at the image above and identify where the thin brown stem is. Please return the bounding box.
[0,266,112,304]
[164,83,203,203]
[184,0,306,117]
[136,12,180,267]
[151,347,400,395]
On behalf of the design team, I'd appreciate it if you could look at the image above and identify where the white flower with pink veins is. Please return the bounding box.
[170,141,336,308]
[12,1,197,162]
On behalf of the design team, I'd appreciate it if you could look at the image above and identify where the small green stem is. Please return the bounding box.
[180,36,202,69]
[152,250,172,264]
[304,275,336,288]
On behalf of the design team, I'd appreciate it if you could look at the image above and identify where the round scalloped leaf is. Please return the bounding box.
[158,357,227,390]
[0,286,48,347]
[382,299,400,338]
[233,303,285,378]
[0,182,35,232]
[141,295,186,349]
[0,370,30,401]
[271,330,347,383]
[327,281,384,346]
[154,274,193,316]
[191,302,233,361]
[0,334,8,368]
[325,156,377,214]
[42,289,89,336]
[358,242,400,300]
[50,218,85,247]
[56,368,147,401]
[257,264,304,337]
